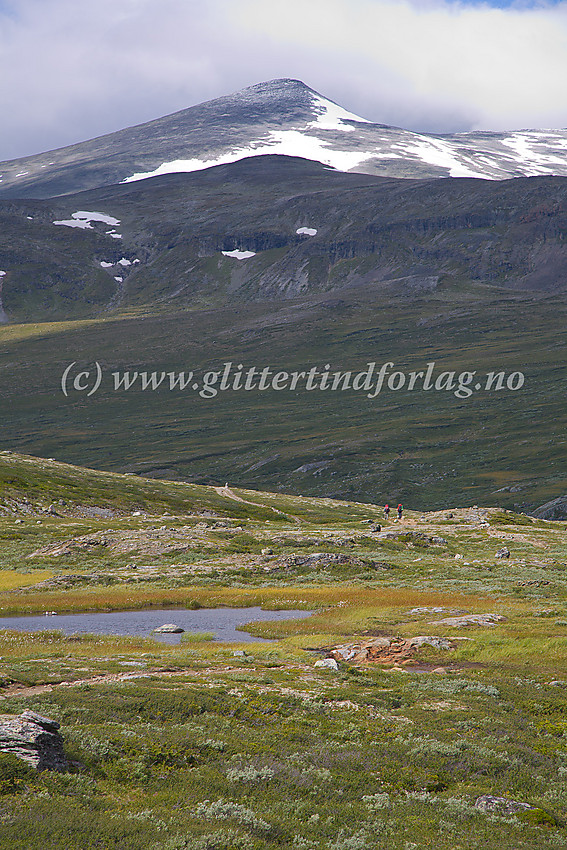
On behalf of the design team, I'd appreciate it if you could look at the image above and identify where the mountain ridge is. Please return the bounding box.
[1,78,567,199]
[2,154,567,323]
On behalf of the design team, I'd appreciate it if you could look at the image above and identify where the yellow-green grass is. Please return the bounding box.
[0,583,501,616]
[2,583,560,683]
[0,569,53,591]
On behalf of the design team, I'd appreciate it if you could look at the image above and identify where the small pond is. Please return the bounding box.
[0,607,312,644]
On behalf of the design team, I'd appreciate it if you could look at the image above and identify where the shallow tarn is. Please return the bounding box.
[0,606,312,644]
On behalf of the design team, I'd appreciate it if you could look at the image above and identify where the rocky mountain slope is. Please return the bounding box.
[1,155,566,322]
[1,79,567,200]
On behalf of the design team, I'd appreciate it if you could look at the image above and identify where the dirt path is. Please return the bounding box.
[0,666,225,699]
[0,663,318,700]
[214,486,302,524]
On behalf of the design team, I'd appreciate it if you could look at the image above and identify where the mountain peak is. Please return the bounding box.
[1,77,567,200]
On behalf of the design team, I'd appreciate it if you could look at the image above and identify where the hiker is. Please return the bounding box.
[397,503,403,520]
[384,504,390,519]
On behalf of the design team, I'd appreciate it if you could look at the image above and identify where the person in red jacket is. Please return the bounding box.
[397,504,403,520]
[384,504,390,519]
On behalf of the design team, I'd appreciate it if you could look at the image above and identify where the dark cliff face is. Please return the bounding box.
[0,156,566,321]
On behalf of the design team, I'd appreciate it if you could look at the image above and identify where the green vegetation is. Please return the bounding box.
[1,277,567,514]
[0,454,566,848]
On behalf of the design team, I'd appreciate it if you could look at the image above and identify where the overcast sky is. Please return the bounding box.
[0,0,566,161]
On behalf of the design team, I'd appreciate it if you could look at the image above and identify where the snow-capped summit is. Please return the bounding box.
[0,78,567,199]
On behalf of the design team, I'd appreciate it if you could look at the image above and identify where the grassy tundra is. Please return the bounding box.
[0,452,566,849]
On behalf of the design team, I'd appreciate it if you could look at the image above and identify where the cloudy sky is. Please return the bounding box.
[0,0,566,160]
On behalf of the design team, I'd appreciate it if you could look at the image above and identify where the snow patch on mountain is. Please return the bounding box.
[54,217,93,230]
[296,227,317,236]
[54,210,121,229]
[122,129,372,183]
[222,249,256,259]
[393,136,488,179]
[308,94,370,132]
[501,132,567,171]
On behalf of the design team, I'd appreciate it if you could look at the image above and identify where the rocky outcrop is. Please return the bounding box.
[280,553,354,569]
[0,710,67,771]
[329,635,453,666]
[533,495,567,520]
[428,614,506,628]
[374,530,447,547]
[474,795,532,815]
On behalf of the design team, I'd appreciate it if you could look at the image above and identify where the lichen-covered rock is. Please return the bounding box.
[329,635,454,666]
[407,635,453,650]
[153,623,184,633]
[0,710,67,771]
[428,614,506,628]
[314,658,339,671]
[495,547,510,559]
[475,795,532,815]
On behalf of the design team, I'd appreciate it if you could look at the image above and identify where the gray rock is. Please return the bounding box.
[428,614,506,628]
[315,658,339,671]
[495,547,510,559]
[407,636,453,650]
[475,795,532,815]
[0,711,67,771]
[152,623,184,633]
[284,553,350,569]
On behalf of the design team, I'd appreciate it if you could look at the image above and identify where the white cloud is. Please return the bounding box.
[0,0,566,161]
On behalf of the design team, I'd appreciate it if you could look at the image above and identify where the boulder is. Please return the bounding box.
[0,710,67,771]
[495,547,510,559]
[153,623,184,633]
[314,658,339,671]
[475,795,532,815]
